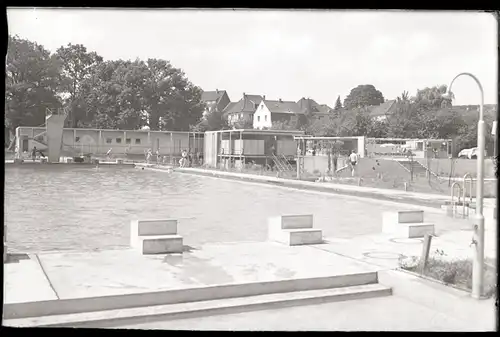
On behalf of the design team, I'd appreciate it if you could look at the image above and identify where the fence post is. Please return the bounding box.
[417,233,433,274]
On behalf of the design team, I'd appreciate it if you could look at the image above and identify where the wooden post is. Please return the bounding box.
[417,233,433,274]
[99,130,102,154]
[124,131,127,156]
[170,132,173,165]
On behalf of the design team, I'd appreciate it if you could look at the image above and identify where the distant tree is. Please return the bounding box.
[396,90,410,103]
[55,43,103,127]
[270,120,298,130]
[343,84,385,110]
[194,104,230,131]
[233,119,254,129]
[413,85,452,111]
[334,95,342,111]
[5,35,62,134]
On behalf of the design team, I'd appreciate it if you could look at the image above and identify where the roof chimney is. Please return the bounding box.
[243,92,246,98]
[216,89,219,94]
[263,95,266,100]
[279,98,282,103]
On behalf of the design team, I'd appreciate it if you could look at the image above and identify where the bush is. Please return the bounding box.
[399,252,497,298]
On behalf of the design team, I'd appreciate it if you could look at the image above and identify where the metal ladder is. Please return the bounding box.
[272,153,292,172]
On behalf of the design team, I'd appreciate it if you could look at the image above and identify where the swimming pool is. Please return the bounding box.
[4,165,455,253]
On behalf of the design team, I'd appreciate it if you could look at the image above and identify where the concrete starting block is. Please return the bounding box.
[40,158,48,163]
[13,158,23,164]
[116,159,124,164]
[268,215,323,246]
[382,210,434,238]
[130,219,183,254]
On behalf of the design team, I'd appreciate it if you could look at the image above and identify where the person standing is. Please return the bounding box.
[106,148,113,161]
[349,150,358,177]
[31,146,37,162]
[156,148,161,165]
[332,148,338,174]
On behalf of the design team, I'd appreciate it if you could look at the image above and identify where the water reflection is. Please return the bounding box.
[5,165,454,253]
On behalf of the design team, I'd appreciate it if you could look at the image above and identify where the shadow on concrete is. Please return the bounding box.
[5,253,31,264]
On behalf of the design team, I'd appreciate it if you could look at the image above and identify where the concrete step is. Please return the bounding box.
[383,210,424,225]
[4,284,392,328]
[132,235,183,254]
[269,214,314,230]
[131,219,178,237]
[269,227,323,246]
[383,222,435,238]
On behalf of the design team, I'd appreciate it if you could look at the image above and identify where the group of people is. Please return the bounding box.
[179,149,203,168]
[142,148,202,167]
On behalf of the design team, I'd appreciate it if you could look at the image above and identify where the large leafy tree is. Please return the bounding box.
[143,59,205,131]
[343,84,385,110]
[5,35,62,134]
[55,43,103,127]
[81,60,149,129]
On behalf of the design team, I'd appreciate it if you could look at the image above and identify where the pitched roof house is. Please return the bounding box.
[367,100,397,120]
[297,97,332,121]
[200,89,231,119]
[223,93,264,127]
[254,99,303,129]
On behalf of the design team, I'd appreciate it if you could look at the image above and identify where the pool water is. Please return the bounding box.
[4,165,453,253]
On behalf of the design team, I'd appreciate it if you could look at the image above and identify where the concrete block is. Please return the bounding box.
[383,222,435,238]
[136,235,183,254]
[40,158,48,163]
[116,159,124,164]
[268,222,322,245]
[130,220,178,247]
[383,210,424,227]
[268,214,313,230]
[13,158,23,164]
[65,158,73,163]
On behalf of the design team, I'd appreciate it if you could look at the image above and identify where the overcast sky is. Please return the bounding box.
[7,8,498,106]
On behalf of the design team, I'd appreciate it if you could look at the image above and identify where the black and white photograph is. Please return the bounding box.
[3,8,498,331]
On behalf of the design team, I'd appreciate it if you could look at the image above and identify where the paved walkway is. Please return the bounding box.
[119,270,496,331]
[5,242,379,303]
[164,166,497,209]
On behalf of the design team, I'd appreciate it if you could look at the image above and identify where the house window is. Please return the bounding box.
[265,115,267,122]
[257,116,261,122]
[126,138,131,144]
[135,139,141,144]
[106,138,112,144]
[116,138,122,144]
[261,105,263,109]
[75,136,80,142]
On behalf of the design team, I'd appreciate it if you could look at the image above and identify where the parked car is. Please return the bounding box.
[458,147,487,159]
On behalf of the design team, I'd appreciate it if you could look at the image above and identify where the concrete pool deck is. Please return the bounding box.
[5,224,496,314]
[135,164,497,210]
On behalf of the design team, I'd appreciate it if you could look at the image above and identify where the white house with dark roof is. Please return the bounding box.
[253,99,303,129]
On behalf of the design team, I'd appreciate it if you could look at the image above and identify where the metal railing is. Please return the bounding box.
[450,181,462,216]
[462,173,474,218]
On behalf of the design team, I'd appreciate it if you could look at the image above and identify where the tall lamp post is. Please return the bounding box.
[444,72,485,299]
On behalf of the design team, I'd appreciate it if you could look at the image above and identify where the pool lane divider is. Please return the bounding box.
[134,164,445,209]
